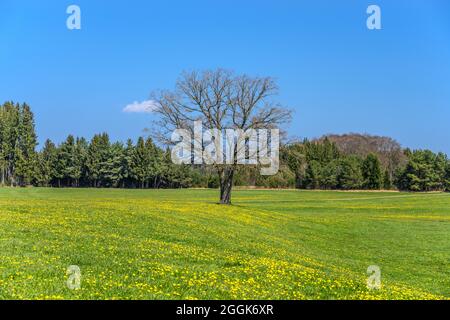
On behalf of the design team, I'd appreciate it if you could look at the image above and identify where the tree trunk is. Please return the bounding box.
[219,168,234,205]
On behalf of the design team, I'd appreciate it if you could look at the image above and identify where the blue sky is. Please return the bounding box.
[1,0,449,153]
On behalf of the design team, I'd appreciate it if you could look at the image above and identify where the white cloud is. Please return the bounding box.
[123,100,158,114]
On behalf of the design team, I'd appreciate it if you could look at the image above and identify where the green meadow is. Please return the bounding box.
[0,188,448,300]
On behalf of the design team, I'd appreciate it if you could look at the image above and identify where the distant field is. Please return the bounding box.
[0,188,448,300]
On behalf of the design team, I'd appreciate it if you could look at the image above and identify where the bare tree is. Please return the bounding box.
[151,69,291,204]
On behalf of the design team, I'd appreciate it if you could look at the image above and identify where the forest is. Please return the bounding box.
[1,101,449,192]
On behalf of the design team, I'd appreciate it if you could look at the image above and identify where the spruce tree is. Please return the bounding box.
[444,162,450,192]
[362,153,382,190]
[87,133,110,187]
[35,139,57,187]
[337,156,363,190]
[76,137,89,186]
[383,169,392,190]
[59,135,78,186]
[122,139,135,188]
[104,142,124,187]
[131,137,149,188]
[0,103,20,185]
[15,104,37,186]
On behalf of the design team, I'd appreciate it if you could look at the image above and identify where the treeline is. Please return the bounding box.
[1,102,449,191]
[33,134,198,189]
[0,102,197,188]
[282,138,450,192]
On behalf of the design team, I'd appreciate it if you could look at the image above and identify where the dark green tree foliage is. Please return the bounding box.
[86,133,109,187]
[59,135,79,187]
[121,139,135,188]
[76,137,89,185]
[285,140,385,190]
[337,156,363,190]
[362,154,382,190]
[383,169,392,190]
[287,138,342,190]
[307,139,340,189]
[104,142,124,187]
[131,137,148,188]
[0,102,36,186]
[34,139,57,187]
[282,144,306,188]
[396,150,449,191]
[15,104,38,186]
[444,162,450,192]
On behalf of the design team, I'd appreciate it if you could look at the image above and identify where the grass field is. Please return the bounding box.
[0,188,448,300]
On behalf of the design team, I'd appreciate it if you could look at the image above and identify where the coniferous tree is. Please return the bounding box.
[145,138,155,188]
[383,169,392,190]
[87,133,110,187]
[145,137,164,188]
[321,160,339,189]
[0,103,20,186]
[104,142,124,187]
[122,139,135,188]
[59,135,78,186]
[15,104,38,186]
[284,143,306,188]
[35,139,57,187]
[0,105,6,186]
[53,144,64,188]
[444,162,450,192]
[76,137,89,186]
[396,150,447,191]
[434,152,448,191]
[337,156,363,190]
[362,153,382,190]
[396,160,421,191]
[131,137,148,188]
